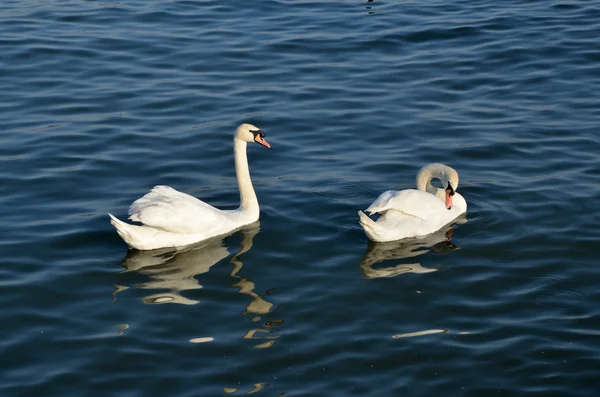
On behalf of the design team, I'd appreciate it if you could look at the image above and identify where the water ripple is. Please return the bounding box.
[2,0,600,396]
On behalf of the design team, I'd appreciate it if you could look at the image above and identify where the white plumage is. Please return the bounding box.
[358,163,467,242]
[109,123,271,250]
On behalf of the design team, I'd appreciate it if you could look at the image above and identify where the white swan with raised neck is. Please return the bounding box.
[358,163,467,242]
[109,123,271,250]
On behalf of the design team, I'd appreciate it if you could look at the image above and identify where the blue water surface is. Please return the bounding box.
[1,0,600,396]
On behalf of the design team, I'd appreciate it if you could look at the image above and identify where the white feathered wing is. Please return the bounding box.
[358,189,465,243]
[109,186,246,250]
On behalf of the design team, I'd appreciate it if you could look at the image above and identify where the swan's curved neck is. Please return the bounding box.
[416,165,447,201]
[234,138,259,215]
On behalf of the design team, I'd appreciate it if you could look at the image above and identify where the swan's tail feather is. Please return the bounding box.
[110,213,202,251]
[358,210,375,227]
[109,213,135,247]
[358,210,383,242]
[109,213,161,250]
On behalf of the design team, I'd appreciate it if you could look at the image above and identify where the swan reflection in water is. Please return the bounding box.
[116,221,280,394]
[360,217,466,279]
[116,222,273,316]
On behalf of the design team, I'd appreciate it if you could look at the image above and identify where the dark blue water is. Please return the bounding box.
[2,0,600,396]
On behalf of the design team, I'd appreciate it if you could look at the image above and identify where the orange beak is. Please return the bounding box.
[445,188,453,210]
[255,136,271,149]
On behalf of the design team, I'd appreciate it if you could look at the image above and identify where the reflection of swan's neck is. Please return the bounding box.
[230,224,259,275]
[416,164,447,201]
[234,138,258,215]
[229,225,272,315]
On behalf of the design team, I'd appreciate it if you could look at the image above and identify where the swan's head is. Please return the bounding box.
[235,123,271,149]
[443,167,459,210]
[417,163,461,210]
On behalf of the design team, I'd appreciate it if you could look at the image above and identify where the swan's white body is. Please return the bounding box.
[109,124,270,250]
[358,163,467,243]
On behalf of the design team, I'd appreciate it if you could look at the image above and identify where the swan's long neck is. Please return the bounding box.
[234,138,259,215]
[416,164,447,201]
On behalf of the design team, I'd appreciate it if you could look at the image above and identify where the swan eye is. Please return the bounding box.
[446,183,455,196]
[250,129,265,138]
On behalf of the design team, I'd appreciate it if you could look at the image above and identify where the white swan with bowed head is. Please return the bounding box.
[358,163,467,242]
[109,123,271,250]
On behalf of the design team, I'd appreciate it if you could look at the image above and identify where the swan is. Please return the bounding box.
[358,163,467,242]
[109,123,271,250]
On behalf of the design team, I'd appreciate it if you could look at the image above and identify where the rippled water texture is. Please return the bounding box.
[2,0,600,396]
